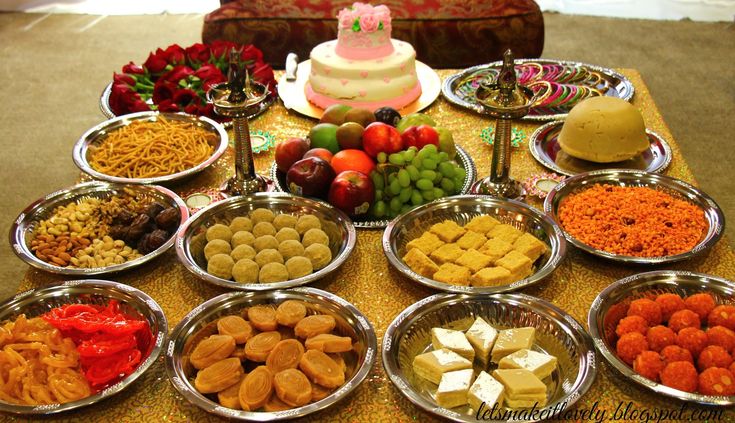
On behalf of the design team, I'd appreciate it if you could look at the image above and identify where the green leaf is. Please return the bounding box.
[352,18,361,32]
[378,22,383,30]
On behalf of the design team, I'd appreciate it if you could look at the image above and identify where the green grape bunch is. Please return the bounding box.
[369,144,467,218]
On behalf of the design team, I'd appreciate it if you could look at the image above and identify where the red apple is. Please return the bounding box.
[401,125,440,150]
[275,137,310,173]
[286,157,335,198]
[303,148,334,163]
[328,171,375,217]
[362,122,403,158]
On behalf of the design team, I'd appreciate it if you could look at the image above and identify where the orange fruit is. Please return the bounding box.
[330,149,375,176]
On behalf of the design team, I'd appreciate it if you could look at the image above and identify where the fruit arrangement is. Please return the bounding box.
[275,104,465,219]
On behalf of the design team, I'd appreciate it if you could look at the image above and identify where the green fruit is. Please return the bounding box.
[309,123,340,154]
[343,107,376,128]
[436,127,456,159]
[396,113,437,133]
[320,104,352,125]
[336,122,364,150]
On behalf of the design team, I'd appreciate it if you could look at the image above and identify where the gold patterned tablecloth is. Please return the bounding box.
[16,70,735,422]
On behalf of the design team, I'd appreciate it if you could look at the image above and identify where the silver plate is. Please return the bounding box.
[176,192,356,291]
[383,195,566,294]
[588,270,735,406]
[165,287,377,421]
[10,181,189,276]
[269,146,477,229]
[383,293,596,422]
[99,82,274,128]
[0,279,167,415]
[544,169,725,264]
[529,121,672,176]
[442,59,634,121]
[73,111,228,185]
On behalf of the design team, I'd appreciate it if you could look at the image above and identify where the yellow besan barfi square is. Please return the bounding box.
[433,263,472,286]
[513,233,548,262]
[402,248,439,278]
[464,215,500,235]
[487,224,523,244]
[496,251,533,279]
[471,267,513,287]
[430,243,465,265]
[456,231,487,250]
[479,238,514,262]
[406,232,445,256]
[455,249,494,273]
[429,220,466,243]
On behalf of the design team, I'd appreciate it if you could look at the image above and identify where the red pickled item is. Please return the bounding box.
[616,332,649,366]
[660,361,698,392]
[660,345,694,366]
[633,350,665,382]
[42,300,153,391]
[655,293,685,322]
[684,293,716,321]
[708,305,735,331]
[616,315,649,337]
[676,327,708,358]
[697,345,733,371]
[707,326,735,352]
[668,309,701,333]
[698,367,735,396]
[627,298,662,326]
[646,325,676,352]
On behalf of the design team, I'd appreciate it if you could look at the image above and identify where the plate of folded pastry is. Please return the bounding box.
[383,293,596,422]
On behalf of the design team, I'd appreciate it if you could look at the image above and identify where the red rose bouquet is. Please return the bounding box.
[109,41,275,121]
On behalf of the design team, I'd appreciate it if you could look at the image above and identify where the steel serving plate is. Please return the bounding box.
[176,192,356,291]
[270,145,477,229]
[165,287,377,421]
[73,111,228,185]
[544,169,725,264]
[0,279,167,415]
[442,59,634,121]
[383,195,566,294]
[99,83,274,127]
[529,121,672,176]
[10,181,189,276]
[588,270,735,406]
[383,292,596,422]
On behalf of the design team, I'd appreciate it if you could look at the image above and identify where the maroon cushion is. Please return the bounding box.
[202,0,544,68]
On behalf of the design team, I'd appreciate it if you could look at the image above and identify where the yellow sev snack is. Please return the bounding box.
[88,117,216,179]
[557,184,707,257]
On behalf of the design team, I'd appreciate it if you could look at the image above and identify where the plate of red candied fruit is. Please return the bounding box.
[588,270,735,405]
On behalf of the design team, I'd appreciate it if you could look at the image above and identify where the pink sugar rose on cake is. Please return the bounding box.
[359,13,380,33]
[338,9,355,28]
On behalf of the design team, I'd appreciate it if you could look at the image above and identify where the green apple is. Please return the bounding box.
[309,123,340,154]
[396,113,437,133]
[436,127,456,159]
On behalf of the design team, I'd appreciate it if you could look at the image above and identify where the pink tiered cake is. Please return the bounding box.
[305,3,422,111]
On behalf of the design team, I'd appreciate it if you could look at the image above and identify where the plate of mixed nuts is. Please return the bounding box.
[10,181,188,275]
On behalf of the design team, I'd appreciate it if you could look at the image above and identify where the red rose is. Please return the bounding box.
[122,62,145,75]
[184,103,199,115]
[161,65,195,84]
[197,103,216,120]
[251,62,276,93]
[194,64,222,81]
[157,99,180,113]
[110,83,148,115]
[144,48,169,74]
[164,44,186,65]
[113,72,136,86]
[210,40,237,60]
[185,43,211,65]
[129,99,151,113]
[202,75,227,93]
[241,45,264,64]
[172,88,199,106]
[152,79,177,104]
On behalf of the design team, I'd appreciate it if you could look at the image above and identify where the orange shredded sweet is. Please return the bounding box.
[557,184,707,257]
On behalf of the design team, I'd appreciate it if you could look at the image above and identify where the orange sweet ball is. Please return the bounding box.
[656,293,686,322]
[708,305,735,331]
[676,327,708,358]
[660,361,698,393]
[660,345,693,366]
[707,326,735,352]
[684,293,716,321]
[668,309,701,333]
[633,351,665,382]
[697,345,733,371]
[698,367,735,396]
[627,298,663,326]
[616,315,649,337]
[646,325,676,352]
[616,332,649,365]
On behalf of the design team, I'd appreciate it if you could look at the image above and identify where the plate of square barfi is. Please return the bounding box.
[382,293,596,422]
[382,195,567,293]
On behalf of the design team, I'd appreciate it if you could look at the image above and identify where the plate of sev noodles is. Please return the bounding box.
[73,111,228,185]
[0,279,166,415]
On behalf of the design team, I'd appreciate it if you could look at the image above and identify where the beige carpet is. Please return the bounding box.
[0,12,732,300]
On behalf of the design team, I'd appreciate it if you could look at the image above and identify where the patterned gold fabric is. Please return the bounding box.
[17,69,735,421]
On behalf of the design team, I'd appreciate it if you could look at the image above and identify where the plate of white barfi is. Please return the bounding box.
[383,293,596,422]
